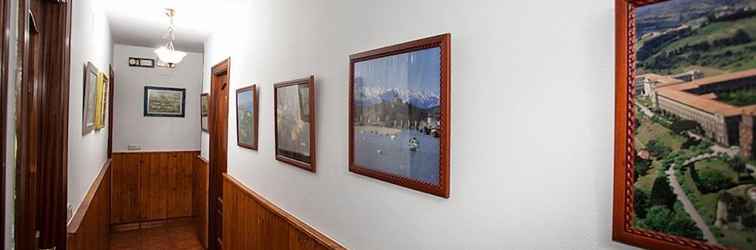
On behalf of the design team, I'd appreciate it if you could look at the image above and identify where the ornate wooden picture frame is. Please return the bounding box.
[614,0,756,249]
[236,84,259,150]
[274,76,316,172]
[349,34,451,198]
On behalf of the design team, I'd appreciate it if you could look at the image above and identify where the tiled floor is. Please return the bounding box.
[110,221,203,250]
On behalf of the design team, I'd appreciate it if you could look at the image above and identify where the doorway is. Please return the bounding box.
[208,58,230,250]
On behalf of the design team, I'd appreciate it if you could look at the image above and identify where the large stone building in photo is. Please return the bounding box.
[645,69,756,158]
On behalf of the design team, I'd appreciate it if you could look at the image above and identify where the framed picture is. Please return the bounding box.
[201,93,209,132]
[143,86,186,117]
[274,76,316,172]
[614,1,756,249]
[157,60,176,69]
[349,34,451,198]
[94,72,109,130]
[236,85,259,150]
[129,57,155,68]
[82,62,98,134]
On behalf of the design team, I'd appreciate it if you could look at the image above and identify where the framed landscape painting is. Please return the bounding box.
[144,86,185,117]
[349,34,451,198]
[82,62,98,134]
[614,0,756,249]
[201,93,209,132]
[274,76,316,172]
[236,85,258,150]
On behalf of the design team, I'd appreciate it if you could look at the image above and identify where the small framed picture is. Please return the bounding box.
[275,76,316,172]
[144,86,185,117]
[201,93,209,132]
[129,57,155,68]
[236,85,259,150]
[157,60,176,69]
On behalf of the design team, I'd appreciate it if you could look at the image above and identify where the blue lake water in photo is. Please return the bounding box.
[354,127,440,185]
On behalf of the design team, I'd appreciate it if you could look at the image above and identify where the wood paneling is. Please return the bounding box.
[67,160,111,250]
[111,151,198,225]
[193,156,209,249]
[223,174,346,250]
[111,154,140,224]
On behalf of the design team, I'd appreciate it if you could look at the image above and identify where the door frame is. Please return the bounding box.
[15,0,72,249]
[208,58,230,250]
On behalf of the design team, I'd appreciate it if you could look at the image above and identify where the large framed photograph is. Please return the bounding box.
[275,76,316,172]
[201,93,209,132]
[614,1,756,249]
[236,85,259,150]
[143,86,186,117]
[349,34,451,198]
[82,62,98,134]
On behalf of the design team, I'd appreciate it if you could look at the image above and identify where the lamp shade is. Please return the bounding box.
[154,46,187,65]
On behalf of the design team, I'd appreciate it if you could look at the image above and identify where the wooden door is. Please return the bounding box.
[209,59,230,250]
[15,0,72,248]
[16,6,42,249]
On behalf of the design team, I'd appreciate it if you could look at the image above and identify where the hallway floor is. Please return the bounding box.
[110,221,203,250]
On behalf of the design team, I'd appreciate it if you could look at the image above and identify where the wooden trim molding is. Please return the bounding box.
[223,174,345,250]
[67,160,111,250]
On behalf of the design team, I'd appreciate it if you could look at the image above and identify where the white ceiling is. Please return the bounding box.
[102,0,247,53]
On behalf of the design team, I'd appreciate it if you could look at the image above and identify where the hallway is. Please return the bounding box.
[0,0,633,249]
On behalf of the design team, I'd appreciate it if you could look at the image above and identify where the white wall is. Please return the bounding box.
[67,0,112,221]
[113,44,203,152]
[202,0,636,249]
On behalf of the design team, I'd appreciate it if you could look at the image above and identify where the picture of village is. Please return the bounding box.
[634,0,756,248]
[146,87,184,116]
[352,47,442,185]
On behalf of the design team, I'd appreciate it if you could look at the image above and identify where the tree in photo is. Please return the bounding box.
[646,140,671,158]
[650,176,676,209]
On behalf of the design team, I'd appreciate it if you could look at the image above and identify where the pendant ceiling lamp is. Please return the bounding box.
[155,8,186,66]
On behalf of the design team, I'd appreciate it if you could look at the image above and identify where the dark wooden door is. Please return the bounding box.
[16,0,71,248]
[209,59,230,250]
[16,6,42,250]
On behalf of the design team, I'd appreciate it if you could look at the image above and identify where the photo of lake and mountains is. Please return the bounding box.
[352,47,442,186]
[633,0,756,248]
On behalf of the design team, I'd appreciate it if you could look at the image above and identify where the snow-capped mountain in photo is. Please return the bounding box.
[356,85,440,109]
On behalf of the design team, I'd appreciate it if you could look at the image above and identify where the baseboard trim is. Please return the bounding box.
[223,174,346,250]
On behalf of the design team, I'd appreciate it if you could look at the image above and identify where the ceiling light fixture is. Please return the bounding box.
[154,8,186,67]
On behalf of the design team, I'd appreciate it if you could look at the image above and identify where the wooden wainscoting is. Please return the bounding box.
[67,160,112,250]
[193,155,209,249]
[223,174,346,250]
[111,151,197,229]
